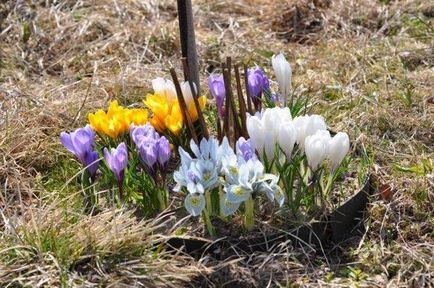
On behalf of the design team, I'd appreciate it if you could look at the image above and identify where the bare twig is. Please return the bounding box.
[181,57,209,140]
[170,68,198,144]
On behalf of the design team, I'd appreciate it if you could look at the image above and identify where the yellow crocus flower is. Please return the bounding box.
[144,79,207,136]
[88,100,149,138]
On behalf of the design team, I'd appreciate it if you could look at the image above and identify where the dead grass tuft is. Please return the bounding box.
[1,203,208,287]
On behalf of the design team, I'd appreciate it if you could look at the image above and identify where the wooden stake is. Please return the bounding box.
[223,67,241,145]
[177,0,200,94]
[222,67,231,140]
[244,65,254,114]
[216,110,222,142]
[170,68,198,144]
[234,64,248,137]
[181,57,209,139]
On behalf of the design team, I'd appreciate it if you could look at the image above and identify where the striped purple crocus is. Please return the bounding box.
[103,142,128,198]
[208,74,226,118]
[60,125,99,181]
[247,67,270,111]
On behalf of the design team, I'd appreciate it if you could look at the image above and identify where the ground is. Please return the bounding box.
[0,0,433,287]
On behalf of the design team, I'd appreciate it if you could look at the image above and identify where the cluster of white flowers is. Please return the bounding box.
[246,107,350,173]
[173,137,283,217]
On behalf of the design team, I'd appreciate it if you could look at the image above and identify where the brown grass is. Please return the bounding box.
[1,0,433,286]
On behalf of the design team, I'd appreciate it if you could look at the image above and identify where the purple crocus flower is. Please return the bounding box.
[103,142,128,185]
[60,125,99,180]
[157,136,171,168]
[236,137,257,162]
[270,93,279,104]
[130,123,157,146]
[208,74,226,118]
[84,151,100,179]
[247,67,270,111]
[131,124,172,182]
[139,141,158,171]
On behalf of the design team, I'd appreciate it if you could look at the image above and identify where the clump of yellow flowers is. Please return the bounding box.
[88,100,148,138]
[143,78,206,136]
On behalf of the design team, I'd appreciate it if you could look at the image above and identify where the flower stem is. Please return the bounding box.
[117,179,124,202]
[204,191,216,236]
[244,196,255,231]
[203,208,216,237]
[205,190,213,216]
[156,188,167,211]
[324,172,335,198]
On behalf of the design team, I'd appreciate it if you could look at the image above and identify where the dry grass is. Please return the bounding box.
[1,0,433,286]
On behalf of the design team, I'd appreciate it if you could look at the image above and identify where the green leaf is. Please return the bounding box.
[21,21,31,43]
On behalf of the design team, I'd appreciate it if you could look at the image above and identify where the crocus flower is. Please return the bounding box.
[103,142,128,183]
[190,137,219,165]
[175,158,219,216]
[236,137,257,162]
[220,195,241,217]
[328,132,350,172]
[131,124,172,177]
[152,78,177,102]
[225,159,281,205]
[278,121,297,158]
[304,130,331,171]
[184,193,206,216]
[144,78,206,136]
[247,67,270,111]
[88,100,148,138]
[258,175,284,207]
[157,136,171,168]
[293,114,327,151]
[246,106,293,160]
[208,74,226,118]
[60,125,99,180]
[272,53,292,106]
[246,115,265,157]
[139,141,158,171]
[130,123,157,145]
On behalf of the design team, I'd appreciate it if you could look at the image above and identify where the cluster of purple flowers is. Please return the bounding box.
[130,124,171,182]
[208,66,271,116]
[60,125,100,181]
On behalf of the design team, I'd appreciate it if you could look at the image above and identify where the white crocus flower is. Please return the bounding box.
[247,107,295,160]
[225,159,263,203]
[275,106,292,122]
[246,115,265,157]
[220,195,241,217]
[293,114,327,151]
[190,137,219,166]
[173,147,194,192]
[180,81,197,105]
[328,132,350,172]
[304,130,331,171]
[278,121,297,158]
[184,194,206,216]
[272,53,292,105]
[152,78,177,101]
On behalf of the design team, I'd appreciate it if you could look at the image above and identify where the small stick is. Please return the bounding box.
[234,64,248,137]
[226,57,232,75]
[216,110,222,142]
[223,67,241,144]
[244,65,254,114]
[222,77,231,140]
[170,68,198,144]
[181,57,209,139]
